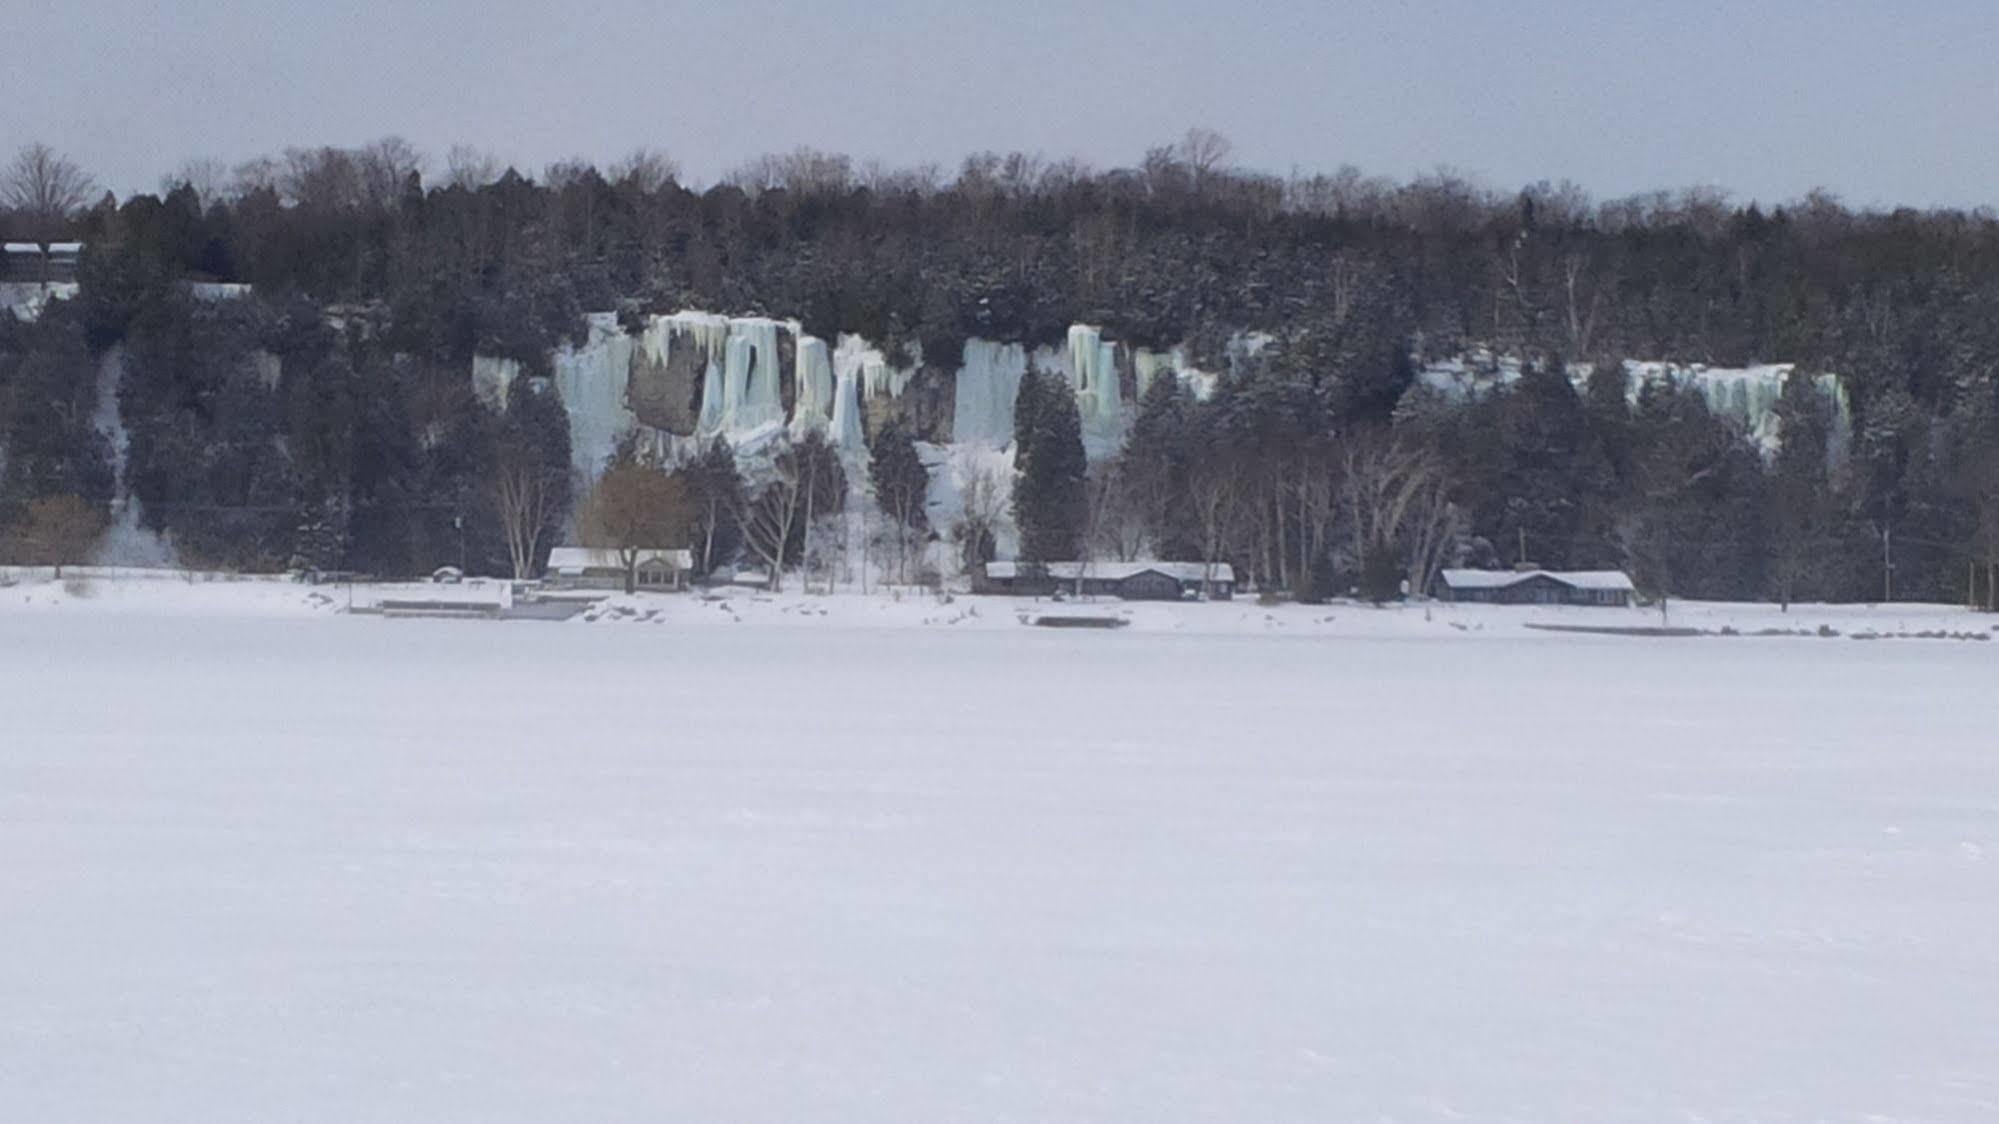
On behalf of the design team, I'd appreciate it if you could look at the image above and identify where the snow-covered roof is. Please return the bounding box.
[547,547,693,575]
[189,282,253,301]
[987,560,1236,584]
[45,242,83,255]
[1438,569,1635,592]
[3,243,41,255]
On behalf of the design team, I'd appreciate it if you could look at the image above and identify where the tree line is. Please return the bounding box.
[2,134,1997,604]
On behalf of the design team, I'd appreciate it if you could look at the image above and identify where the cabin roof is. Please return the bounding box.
[546,547,693,575]
[986,560,1236,583]
[1437,569,1635,592]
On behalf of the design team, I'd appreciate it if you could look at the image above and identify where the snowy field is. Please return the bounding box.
[2,583,1997,1121]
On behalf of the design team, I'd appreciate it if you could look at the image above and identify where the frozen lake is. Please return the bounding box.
[2,603,1996,1122]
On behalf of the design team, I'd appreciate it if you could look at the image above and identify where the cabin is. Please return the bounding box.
[544,546,694,591]
[981,560,1236,601]
[3,242,82,284]
[1431,568,1636,607]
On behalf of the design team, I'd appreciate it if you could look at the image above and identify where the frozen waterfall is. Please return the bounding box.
[89,345,178,568]
[1065,325,1127,458]
[952,339,1030,448]
[477,311,1270,489]
[551,314,638,481]
[790,335,836,438]
[713,318,786,440]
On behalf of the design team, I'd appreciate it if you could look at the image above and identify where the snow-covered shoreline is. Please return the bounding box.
[2,567,1993,643]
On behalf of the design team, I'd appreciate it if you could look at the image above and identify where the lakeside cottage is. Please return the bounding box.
[980,561,1236,601]
[544,547,693,591]
[1432,568,1637,607]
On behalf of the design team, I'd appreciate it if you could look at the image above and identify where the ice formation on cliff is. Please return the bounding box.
[714,319,786,440]
[471,356,520,410]
[828,349,867,454]
[790,335,835,439]
[1065,324,1126,457]
[1418,352,1851,456]
[951,340,1030,448]
[477,311,1268,537]
[550,314,638,480]
[467,311,1306,573]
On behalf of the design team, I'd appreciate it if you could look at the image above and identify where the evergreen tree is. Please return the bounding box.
[1621,382,1768,600]
[868,416,931,582]
[344,361,424,575]
[1119,372,1196,558]
[1013,370,1087,562]
[868,417,930,532]
[1766,370,1837,608]
[1012,362,1045,458]
[680,438,744,575]
[1490,358,1615,569]
[0,307,114,522]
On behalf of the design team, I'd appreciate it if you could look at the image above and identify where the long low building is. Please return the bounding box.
[981,561,1236,601]
[545,547,694,591]
[3,241,83,284]
[1432,568,1637,606]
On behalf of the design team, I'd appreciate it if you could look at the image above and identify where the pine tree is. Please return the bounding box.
[1120,372,1196,558]
[868,417,931,583]
[1012,361,1045,459]
[680,438,744,576]
[1014,369,1087,562]
[868,418,930,532]
[1766,369,1836,609]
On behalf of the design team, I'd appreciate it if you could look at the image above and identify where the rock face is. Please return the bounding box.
[626,322,708,433]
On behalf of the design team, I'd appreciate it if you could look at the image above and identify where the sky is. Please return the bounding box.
[4,0,1996,209]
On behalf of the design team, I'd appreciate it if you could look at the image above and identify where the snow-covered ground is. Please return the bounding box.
[2,580,1997,1121]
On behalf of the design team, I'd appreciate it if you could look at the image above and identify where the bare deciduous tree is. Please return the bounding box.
[161,157,232,209]
[3,143,96,251]
[1176,127,1234,188]
[490,444,564,580]
[734,435,844,592]
[860,158,941,196]
[952,467,1007,575]
[609,148,680,193]
[9,494,105,577]
[1085,461,1146,563]
[445,145,504,190]
[1402,475,1464,599]
[1338,430,1452,600]
[275,142,418,211]
[724,148,854,197]
[356,137,424,209]
[230,155,283,198]
[1562,251,1605,356]
[1188,458,1244,598]
[580,459,694,594]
